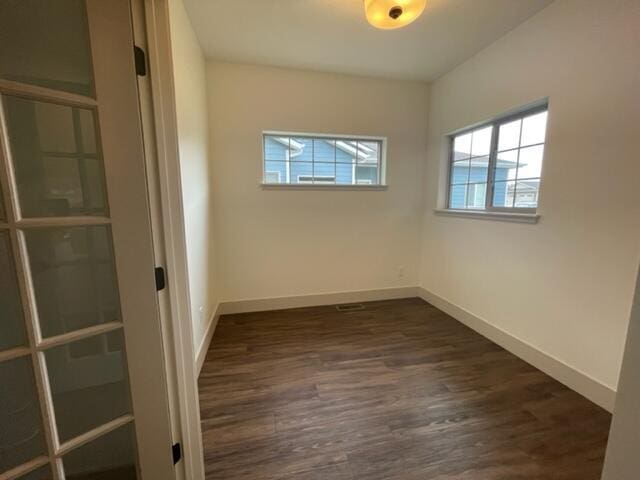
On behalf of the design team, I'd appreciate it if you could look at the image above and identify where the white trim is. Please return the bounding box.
[196,304,221,375]
[297,174,336,185]
[261,183,387,191]
[218,287,419,315]
[56,414,134,456]
[140,1,205,479]
[0,457,49,480]
[434,208,539,224]
[263,130,386,142]
[417,287,616,412]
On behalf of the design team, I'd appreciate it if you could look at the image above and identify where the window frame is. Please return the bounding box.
[261,131,387,188]
[446,103,548,214]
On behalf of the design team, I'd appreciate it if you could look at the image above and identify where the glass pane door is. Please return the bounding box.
[0,1,174,479]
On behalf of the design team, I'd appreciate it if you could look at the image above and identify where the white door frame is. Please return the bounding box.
[131,1,206,479]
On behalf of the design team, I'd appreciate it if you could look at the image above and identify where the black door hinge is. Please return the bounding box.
[134,45,147,76]
[172,442,182,465]
[155,267,166,291]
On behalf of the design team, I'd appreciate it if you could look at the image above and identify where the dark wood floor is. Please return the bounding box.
[198,298,611,480]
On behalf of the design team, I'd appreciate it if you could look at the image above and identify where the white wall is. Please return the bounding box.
[206,62,428,302]
[603,267,640,480]
[420,0,640,391]
[168,0,218,351]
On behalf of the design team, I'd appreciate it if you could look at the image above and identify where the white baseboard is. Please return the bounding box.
[218,286,419,315]
[196,303,221,375]
[417,287,616,412]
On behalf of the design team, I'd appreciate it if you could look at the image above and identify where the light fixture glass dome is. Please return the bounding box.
[364,0,427,30]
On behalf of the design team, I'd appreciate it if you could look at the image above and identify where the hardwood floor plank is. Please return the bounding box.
[199,298,610,479]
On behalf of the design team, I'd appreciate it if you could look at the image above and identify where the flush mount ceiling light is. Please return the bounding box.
[364,0,427,30]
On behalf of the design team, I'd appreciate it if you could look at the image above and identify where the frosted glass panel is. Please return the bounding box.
[0,357,46,472]
[63,424,138,480]
[0,232,27,351]
[18,465,53,480]
[44,330,131,442]
[24,226,121,338]
[0,183,5,221]
[0,0,94,97]
[4,96,108,218]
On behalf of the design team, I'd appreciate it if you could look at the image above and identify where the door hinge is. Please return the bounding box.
[172,442,182,465]
[134,45,147,76]
[155,267,166,291]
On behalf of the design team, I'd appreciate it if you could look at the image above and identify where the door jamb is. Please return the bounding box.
[130,1,205,479]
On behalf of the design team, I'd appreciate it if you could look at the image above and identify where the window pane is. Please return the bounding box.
[334,140,357,164]
[0,356,46,472]
[24,226,121,339]
[355,165,378,185]
[4,96,108,218]
[290,162,313,184]
[450,159,470,185]
[514,179,540,208]
[521,111,548,146]
[314,139,335,163]
[453,133,471,160]
[517,145,544,180]
[0,232,28,351]
[313,162,336,184]
[62,423,137,480]
[498,119,521,152]
[471,126,492,157]
[466,183,487,209]
[493,180,515,208]
[334,163,353,185]
[17,465,53,480]
[357,141,380,166]
[0,182,5,221]
[264,161,286,184]
[448,184,467,209]
[45,330,131,442]
[264,136,289,161]
[469,155,489,183]
[79,109,97,155]
[0,0,95,97]
[495,149,518,182]
[290,137,312,162]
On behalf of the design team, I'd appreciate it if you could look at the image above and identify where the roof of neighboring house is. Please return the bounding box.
[270,137,379,164]
[455,151,519,169]
[506,180,540,192]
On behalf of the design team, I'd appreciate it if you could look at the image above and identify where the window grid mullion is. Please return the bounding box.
[512,116,527,207]
[485,122,499,209]
[0,93,63,480]
[311,138,315,184]
[465,134,473,208]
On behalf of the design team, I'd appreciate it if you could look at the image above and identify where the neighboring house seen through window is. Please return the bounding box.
[263,133,384,186]
[448,104,548,211]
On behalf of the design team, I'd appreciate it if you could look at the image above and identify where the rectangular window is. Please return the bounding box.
[262,133,385,186]
[447,104,548,212]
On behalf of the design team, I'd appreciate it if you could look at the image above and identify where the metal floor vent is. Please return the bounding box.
[336,303,365,312]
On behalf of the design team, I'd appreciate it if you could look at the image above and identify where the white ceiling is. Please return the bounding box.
[183,0,555,81]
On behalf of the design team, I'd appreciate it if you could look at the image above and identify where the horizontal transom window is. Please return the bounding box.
[263,133,385,186]
[448,104,548,212]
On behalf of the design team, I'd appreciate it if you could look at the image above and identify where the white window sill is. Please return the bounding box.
[261,183,388,191]
[434,208,539,224]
